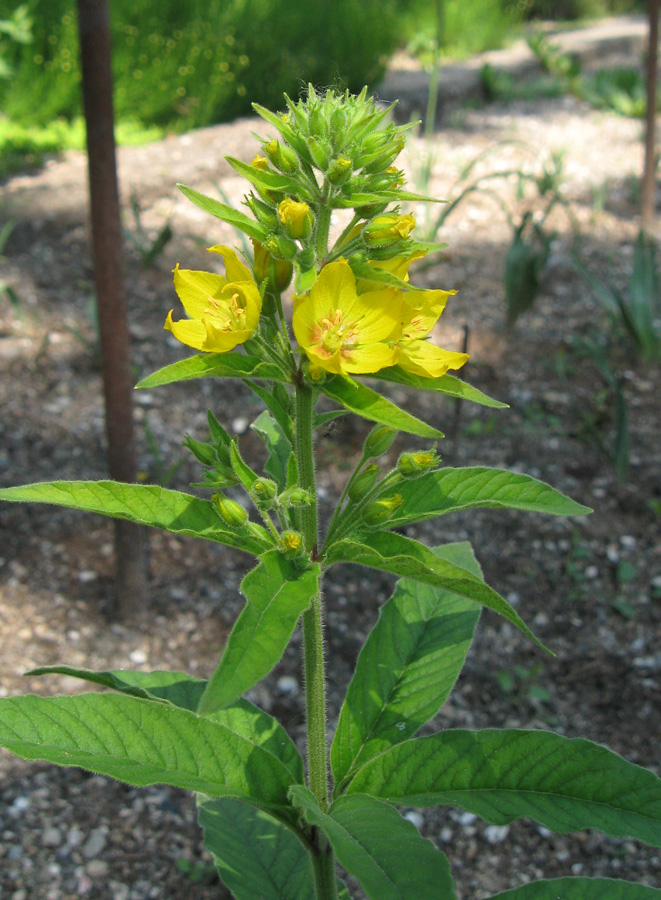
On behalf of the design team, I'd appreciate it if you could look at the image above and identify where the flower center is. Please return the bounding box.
[319,309,358,354]
[205,291,247,332]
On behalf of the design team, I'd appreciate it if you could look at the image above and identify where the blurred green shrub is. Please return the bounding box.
[0,0,402,132]
[521,0,643,19]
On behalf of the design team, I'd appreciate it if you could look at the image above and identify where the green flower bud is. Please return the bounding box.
[266,235,298,261]
[362,493,404,526]
[363,138,405,174]
[211,493,248,528]
[363,424,398,459]
[397,447,441,478]
[184,434,218,468]
[306,136,330,171]
[247,194,278,229]
[251,478,278,507]
[298,246,316,270]
[279,530,305,558]
[264,138,299,174]
[327,156,353,186]
[278,487,314,508]
[348,463,380,502]
[364,214,416,248]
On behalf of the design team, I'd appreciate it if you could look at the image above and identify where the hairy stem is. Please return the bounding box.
[295,379,335,897]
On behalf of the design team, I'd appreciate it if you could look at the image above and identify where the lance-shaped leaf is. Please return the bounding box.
[320,378,443,439]
[0,481,272,555]
[487,878,661,900]
[0,693,295,810]
[332,543,481,791]
[226,157,307,197]
[347,730,661,847]
[251,410,292,490]
[376,367,508,408]
[325,531,544,650]
[24,667,304,782]
[383,467,592,530]
[136,352,287,390]
[177,184,269,242]
[291,786,456,900]
[198,553,320,715]
[198,796,315,900]
[25,666,206,711]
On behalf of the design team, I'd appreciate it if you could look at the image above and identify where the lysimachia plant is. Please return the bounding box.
[1,87,660,900]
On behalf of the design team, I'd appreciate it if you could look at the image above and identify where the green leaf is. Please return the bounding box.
[177,184,269,242]
[198,552,320,715]
[326,531,545,650]
[227,157,306,196]
[349,260,426,292]
[229,438,259,492]
[347,730,661,846]
[25,666,206,711]
[0,481,272,555]
[245,380,294,442]
[320,378,443,439]
[0,694,295,810]
[291,787,456,900]
[331,543,481,791]
[384,467,592,530]
[207,698,304,784]
[251,410,292,490]
[198,797,314,900]
[375,368,508,408]
[487,878,661,900]
[25,666,303,782]
[136,352,288,390]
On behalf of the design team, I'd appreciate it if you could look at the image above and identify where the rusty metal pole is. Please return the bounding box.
[76,0,147,617]
[642,0,659,231]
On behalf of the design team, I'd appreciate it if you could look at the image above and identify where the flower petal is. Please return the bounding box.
[173,266,229,319]
[397,340,469,379]
[207,245,253,283]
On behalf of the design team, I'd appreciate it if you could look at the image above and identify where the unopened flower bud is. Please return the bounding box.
[348,463,380,501]
[362,494,404,526]
[363,424,398,459]
[278,488,314,508]
[211,493,248,528]
[250,155,269,170]
[252,240,293,290]
[364,214,415,248]
[397,448,440,478]
[279,530,305,558]
[264,139,299,174]
[363,138,406,174]
[247,194,278,229]
[251,478,278,507]
[184,434,218,468]
[278,199,313,240]
[306,136,330,171]
[327,156,353,186]
[307,363,327,384]
[266,235,298,261]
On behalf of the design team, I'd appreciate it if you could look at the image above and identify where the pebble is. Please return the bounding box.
[67,827,85,847]
[232,416,249,434]
[439,827,453,843]
[129,648,148,665]
[403,811,424,830]
[458,811,477,826]
[484,824,510,844]
[86,859,110,878]
[277,675,300,695]
[11,891,27,900]
[82,828,107,859]
[77,570,98,583]
[10,797,29,815]
[42,826,63,848]
[110,884,130,900]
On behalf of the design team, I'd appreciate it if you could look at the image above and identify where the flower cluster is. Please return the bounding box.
[165,86,468,382]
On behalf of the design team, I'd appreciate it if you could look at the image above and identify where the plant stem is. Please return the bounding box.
[295,379,336,896]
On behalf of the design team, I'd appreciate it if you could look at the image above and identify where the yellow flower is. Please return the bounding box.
[293,260,400,376]
[165,245,262,353]
[394,289,469,379]
[278,198,312,240]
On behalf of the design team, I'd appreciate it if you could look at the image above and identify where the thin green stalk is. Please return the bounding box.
[295,378,336,897]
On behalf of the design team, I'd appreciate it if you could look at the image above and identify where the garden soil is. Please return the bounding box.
[0,19,660,900]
